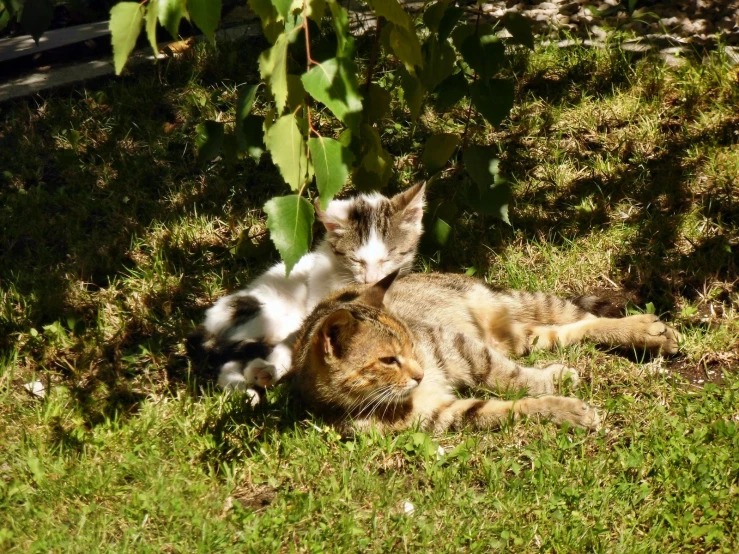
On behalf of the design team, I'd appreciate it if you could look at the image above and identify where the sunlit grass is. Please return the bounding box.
[0,34,737,552]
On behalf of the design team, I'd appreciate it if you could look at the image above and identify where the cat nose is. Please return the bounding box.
[407,360,424,384]
[364,269,382,284]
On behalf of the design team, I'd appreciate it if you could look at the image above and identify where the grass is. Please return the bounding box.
[1,32,738,552]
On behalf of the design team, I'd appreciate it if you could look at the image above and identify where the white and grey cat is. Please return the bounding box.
[199,183,426,401]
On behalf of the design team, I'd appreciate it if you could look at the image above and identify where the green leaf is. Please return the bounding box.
[286,74,306,111]
[188,0,221,43]
[430,217,452,246]
[363,83,392,122]
[421,35,455,91]
[264,195,314,275]
[110,3,145,75]
[308,137,354,210]
[437,6,463,41]
[470,78,514,128]
[502,12,534,49]
[236,84,259,125]
[145,0,160,56]
[221,131,238,165]
[460,33,504,80]
[195,120,224,163]
[239,114,266,159]
[354,124,393,190]
[464,145,510,223]
[270,0,298,20]
[423,133,460,174]
[249,0,282,43]
[367,0,413,30]
[389,23,424,73]
[259,32,290,113]
[326,0,355,58]
[423,0,449,32]
[306,0,326,23]
[451,23,475,53]
[0,10,10,34]
[20,0,53,43]
[158,0,187,39]
[301,57,363,132]
[434,71,467,110]
[264,114,307,191]
[234,84,260,155]
[399,67,424,122]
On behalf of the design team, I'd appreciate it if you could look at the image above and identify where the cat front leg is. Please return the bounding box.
[446,330,580,395]
[421,396,600,432]
[217,361,261,406]
[242,342,293,388]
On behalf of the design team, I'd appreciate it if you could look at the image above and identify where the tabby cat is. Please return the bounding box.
[287,272,681,432]
[198,183,425,400]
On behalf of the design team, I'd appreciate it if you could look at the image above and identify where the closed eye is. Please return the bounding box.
[379,356,400,366]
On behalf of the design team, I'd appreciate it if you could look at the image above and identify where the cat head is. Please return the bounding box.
[308,272,424,411]
[315,183,426,284]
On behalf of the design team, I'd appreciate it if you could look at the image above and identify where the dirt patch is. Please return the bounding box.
[669,351,739,385]
[232,483,278,511]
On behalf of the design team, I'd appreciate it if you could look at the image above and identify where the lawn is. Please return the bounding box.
[1,30,738,552]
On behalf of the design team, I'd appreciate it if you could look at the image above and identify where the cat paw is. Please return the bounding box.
[543,364,580,389]
[218,361,246,390]
[538,397,601,430]
[243,358,278,388]
[624,314,682,354]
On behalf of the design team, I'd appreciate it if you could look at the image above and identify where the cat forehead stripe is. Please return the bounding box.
[349,198,392,242]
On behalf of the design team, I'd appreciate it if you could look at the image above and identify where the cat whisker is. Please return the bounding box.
[358,386,390,417]
[350,385,388,416]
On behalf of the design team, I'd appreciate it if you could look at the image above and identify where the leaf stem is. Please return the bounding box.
[306,105,320,137]
[302,2,318,67]
[364,17,384,93]
[301,2,321,138]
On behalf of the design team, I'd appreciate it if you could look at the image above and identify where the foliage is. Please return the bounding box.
[100,0,532,272]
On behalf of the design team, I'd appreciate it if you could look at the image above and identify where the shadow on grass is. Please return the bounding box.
[0,37,283,425]
[1,33,736,431]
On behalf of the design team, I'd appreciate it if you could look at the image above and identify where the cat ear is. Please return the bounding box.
[321,309,357,358]
[390,182,426,225]
[356,270,400,308]
[314,197,349,234]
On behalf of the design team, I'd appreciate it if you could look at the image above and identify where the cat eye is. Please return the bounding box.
[379,356,400,366]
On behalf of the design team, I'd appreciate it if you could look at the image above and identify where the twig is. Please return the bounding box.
[307,105,319,137]
[302,2,321,139]
[302,2,318,67]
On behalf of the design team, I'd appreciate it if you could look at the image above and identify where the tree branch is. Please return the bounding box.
[302,2,320,138]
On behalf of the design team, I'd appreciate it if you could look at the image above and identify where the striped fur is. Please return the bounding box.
[288,272,681,433]
[196,183,426,400]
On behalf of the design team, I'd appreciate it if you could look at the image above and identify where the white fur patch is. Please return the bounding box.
[356,228,389,283]
[218,360,246,390]
[360,192,384,207]
[203,295,237,336]
[320,199,351,233]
